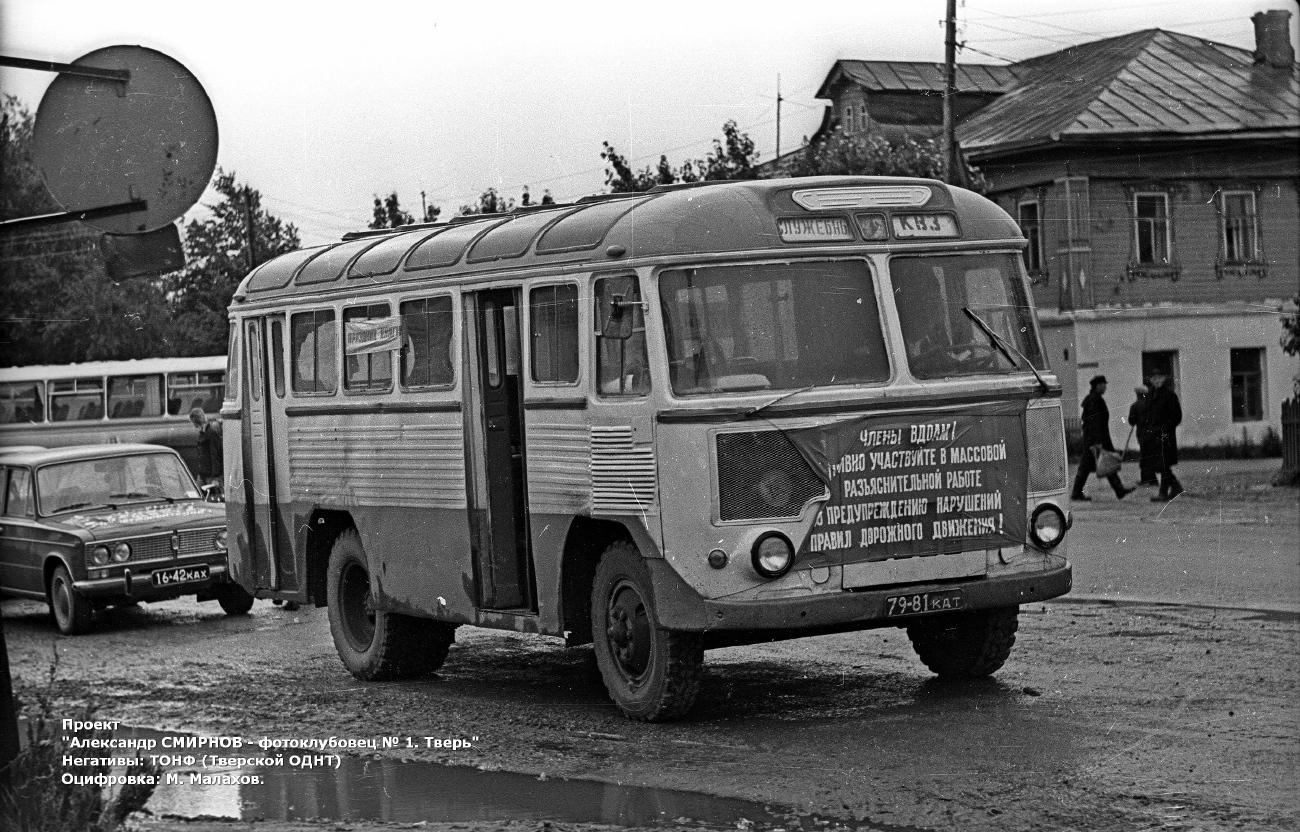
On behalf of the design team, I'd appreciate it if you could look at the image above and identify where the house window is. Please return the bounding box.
[1221,191,1258,263]
[1017,200,1044,276]
[1230,348,1265,422]
[1134,193,1170,264]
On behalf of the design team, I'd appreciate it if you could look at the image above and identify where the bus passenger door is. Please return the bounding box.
[464,289,536,611]
[241,316,288,591]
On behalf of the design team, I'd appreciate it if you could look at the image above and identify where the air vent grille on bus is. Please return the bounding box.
[590,426,657,513]
[715,430,826,521]
[1026,403,1068,493]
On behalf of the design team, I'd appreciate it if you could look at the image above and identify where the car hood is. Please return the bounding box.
[53,502,225,538]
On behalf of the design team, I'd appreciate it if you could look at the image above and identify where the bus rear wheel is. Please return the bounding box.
[591,540,703,722]
[217,583,255,616]
[905,606,1019,679]
[327,529,455,680]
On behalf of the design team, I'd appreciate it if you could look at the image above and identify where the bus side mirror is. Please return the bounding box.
[600,293,636,340]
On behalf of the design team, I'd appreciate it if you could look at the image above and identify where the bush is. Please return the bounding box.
[0,658,158,832]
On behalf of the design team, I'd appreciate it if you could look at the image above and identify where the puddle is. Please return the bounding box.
[79,726,917,831]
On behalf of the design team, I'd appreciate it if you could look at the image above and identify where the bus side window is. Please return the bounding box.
[399,296,454,389]
[270,319,286,398]
[291,309,338,394]
[224,321,240,404]
[108,374,163,419]
[0,382,45,424]
[247,322,264,402]
[530,284,579,384]
[343,303,394,393]
[49,378,103,422]
[595,276,650,396]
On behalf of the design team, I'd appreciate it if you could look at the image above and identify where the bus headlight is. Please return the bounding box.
[1029,504,1066,549]
[90,545,111,566]
[112,542,131,562]
[751,532,795,579]
[214,529,228,550]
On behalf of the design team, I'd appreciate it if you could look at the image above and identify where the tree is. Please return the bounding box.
[601,121,760,194]
[0,95,174,366]
[782,128,986,190]
[369,192,415,229]
[458,187,517,216]
[165,170,300,356]
[1282,297,1300,357]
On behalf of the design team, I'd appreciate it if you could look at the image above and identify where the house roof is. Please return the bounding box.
[816,60,1019,98]
[958,29,1300,158]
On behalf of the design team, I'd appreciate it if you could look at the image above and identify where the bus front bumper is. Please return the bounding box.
[647,558,1071,634]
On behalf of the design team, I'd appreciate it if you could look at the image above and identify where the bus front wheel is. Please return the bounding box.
[591,540,703,722]
[905,606,1019,678]
[327,529,455,680]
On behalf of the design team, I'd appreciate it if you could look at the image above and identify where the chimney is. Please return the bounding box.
[1252,9,1295,68]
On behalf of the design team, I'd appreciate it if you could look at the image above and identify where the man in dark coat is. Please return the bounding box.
[189,407,224,488]
[1145,370,1184,501]
[1128,383,1159,486]
[1071,375,1134,501]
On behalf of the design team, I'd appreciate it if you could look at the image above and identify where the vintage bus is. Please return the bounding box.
[0,357,226,473]
[223,176,1072,721]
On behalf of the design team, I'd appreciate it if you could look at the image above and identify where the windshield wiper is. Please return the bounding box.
[746,383,821,418]
[110,491,175,504]
[961,307,1050,395]
[51,501,115,513]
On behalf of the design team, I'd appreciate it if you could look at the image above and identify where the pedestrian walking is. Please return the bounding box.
[1071,375,1135,501]
[1145,370,1185,501]
[1127,383,1159,486]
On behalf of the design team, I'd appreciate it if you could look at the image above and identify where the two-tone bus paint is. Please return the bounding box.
[0,357,227,473]
[223,176,1073,721]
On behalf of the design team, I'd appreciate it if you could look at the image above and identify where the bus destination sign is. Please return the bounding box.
[891,213,959,238]
[777,216,854,243]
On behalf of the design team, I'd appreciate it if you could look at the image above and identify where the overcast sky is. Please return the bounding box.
[2,0,1296,247]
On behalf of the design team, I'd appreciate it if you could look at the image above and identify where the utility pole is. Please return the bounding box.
[775,74,783,163]
[942,0,960,185]
[421,190,427,222]
[243,187,256,272]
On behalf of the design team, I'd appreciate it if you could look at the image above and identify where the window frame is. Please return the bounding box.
[1229,347,1265,423]
[1220,190,1260,265]
[1133,191,1171,265]
[342,302,395,395]
[290,307,340,396]
[1017,198,1044,279]
[529,281,581,387]
[594,274,651,398]
[397,292,457,392]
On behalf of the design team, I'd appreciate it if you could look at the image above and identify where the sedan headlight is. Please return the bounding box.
[90,545,111,566]
[1029,504,1067,549]
[214,529,228,551]
[111,542,131,563]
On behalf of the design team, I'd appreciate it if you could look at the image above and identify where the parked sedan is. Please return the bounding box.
[0,444,252,634]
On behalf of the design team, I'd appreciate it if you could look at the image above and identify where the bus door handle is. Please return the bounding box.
[487,419,503,430]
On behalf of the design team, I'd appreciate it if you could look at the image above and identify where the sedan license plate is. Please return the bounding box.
[885,589,964,617]
[152,564,210,587]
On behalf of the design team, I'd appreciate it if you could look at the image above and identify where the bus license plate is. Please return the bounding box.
[152,564,210,587]
[885,589,964,617]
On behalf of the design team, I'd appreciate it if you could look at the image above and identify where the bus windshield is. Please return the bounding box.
[38,453,200,514]
[659,260,890,395]
[891,252,1044,380]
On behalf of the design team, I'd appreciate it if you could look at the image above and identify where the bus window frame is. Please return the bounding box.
[527,280,582,389]
[593,273,651,399]
[0,380,48,425]
[342,301,395,396]
[225,321,242,407]
[396,290,459,393]
[107,374,165,420]
[48,377,106,423]
[290,305,340,397]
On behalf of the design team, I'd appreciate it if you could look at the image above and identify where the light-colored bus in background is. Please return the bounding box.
[0,357,226,473]
[223,176,1072,721]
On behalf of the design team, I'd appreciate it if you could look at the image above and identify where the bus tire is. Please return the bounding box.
[49,564,93,635]
[217,583,255,616]
[905,606,1019,679]
[591,540,703,722]
[327,529,444,680]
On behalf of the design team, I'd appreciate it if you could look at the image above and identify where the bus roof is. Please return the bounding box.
[0,356,225,384]
[235,176,1022,302]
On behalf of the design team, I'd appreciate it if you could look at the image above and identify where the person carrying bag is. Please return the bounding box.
[1072,375,1135,501]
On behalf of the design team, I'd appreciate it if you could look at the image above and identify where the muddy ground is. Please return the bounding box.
[5,463,1298,832]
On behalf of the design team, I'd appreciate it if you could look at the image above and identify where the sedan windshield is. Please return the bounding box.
[659,260,890,395]
[37,453,200,514]
[891,252,1045,379]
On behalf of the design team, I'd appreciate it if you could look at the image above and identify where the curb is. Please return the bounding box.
[1043,593,1300,616]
